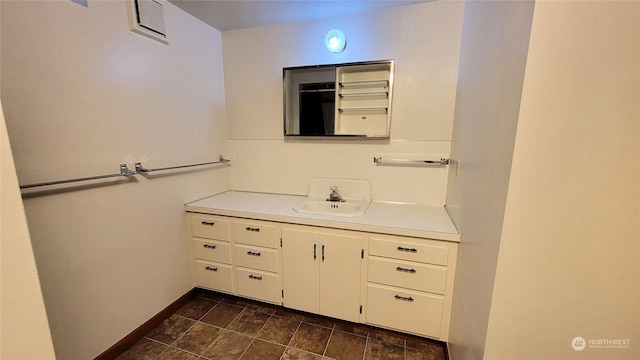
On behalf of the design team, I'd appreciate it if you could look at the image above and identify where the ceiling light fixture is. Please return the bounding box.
[325,29,346,54]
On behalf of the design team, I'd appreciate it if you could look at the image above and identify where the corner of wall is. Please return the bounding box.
[0,101,56,359]
[445,1,535,359]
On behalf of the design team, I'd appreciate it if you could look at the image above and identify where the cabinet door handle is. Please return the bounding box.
[322,245,325,262]
[249,274,262,280]
[203,244,217,249]
[314,244,317,260]
[394,294,414,302]
[396,266,416,273]
[245,227,261,232]
[247,251,261,256]
[397,246,417,253]
[201,221,215,226]
[205,266,218,272]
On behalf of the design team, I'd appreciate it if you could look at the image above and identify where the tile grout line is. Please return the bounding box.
[172,300,225,359]
[403,338,408,360]
[147,337,169,360]
[234,305,279,359]
[321,324,337,358]
[191,301,227,359]
[362,336,369,360]
[279,316,305,360]
[195,302,249,360]
[229,307,254,360]
[141,336,203,360]
[195,298,223,322]
[142,312,201,360]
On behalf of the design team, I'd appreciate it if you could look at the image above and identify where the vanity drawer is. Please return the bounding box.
[193,239,231,263]
[234,244,278,272]
[368,257,447,295]
[369,236,449,266]
[236,268,280,303]
[194,260,233,293]
[191,215,230,241]
[366,284,443,338]
[233,220,278,248]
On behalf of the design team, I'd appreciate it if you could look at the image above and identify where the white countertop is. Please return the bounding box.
[185,191,459,242]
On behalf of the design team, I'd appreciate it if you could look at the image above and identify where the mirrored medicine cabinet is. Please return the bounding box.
[284,60,394,138]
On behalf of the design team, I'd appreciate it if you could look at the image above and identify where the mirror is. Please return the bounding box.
[284,60,394,138]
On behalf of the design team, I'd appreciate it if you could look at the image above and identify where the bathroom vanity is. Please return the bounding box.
[184,191,459,341]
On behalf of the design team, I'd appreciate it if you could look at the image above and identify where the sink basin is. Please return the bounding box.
[293,178,371,217]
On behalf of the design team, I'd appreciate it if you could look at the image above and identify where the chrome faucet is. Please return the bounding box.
[327,186,345,202]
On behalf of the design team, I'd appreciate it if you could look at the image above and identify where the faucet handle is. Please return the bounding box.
[330,185,338,192]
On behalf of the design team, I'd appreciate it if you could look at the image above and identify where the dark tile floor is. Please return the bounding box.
[116,290,447,360]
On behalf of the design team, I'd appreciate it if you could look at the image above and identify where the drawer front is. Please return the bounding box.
[366,284,443,338]
[368,257,447,295]
[194,260,233,293]
[234,244,278,272]
[191,215,230,241]
[233,220,278,248]
[236,268,280,303]
[369,236,449,266]
[193,239,231,263]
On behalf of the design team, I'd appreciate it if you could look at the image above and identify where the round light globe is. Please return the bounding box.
[325,29,346,53]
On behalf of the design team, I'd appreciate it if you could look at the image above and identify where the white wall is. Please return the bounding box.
[222,1,464,204]
[1,101,56,359]
[445,1,534,359]
[484,1,640,359]
[1,1,228,358]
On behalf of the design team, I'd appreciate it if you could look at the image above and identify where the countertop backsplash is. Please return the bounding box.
[227,139,451,206]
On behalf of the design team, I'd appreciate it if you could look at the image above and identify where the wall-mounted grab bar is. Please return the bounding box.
[19,164,137,189]
[373,156,450,166]
[135,155,230,173]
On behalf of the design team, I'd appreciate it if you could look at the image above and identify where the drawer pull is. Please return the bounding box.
[246,251,261,257]
[205,266,218,272]
[314,244,317,260]
[201,221,215,226]
[203,244,217,249]
[248,274,263,280]
[394,294,414,302]
[396,266,416,273]
[245,227,261,232]
[397,246,418,253]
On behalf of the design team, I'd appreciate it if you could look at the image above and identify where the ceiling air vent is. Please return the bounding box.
[126,0,168,44]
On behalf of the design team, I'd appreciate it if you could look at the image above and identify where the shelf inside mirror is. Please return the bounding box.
[339,92,388,100]
[338,107,388,114]
[339,80,389,88]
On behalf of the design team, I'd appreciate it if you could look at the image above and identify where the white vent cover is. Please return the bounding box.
[127,0,168,44]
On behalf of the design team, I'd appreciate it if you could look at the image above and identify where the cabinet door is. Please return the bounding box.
[281,228,319,314]
[319,233,362,322]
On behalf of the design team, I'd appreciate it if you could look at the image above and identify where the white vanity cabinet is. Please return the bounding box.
[281,225,364,323]
[364,234,458,339]
[186,198,458,342]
